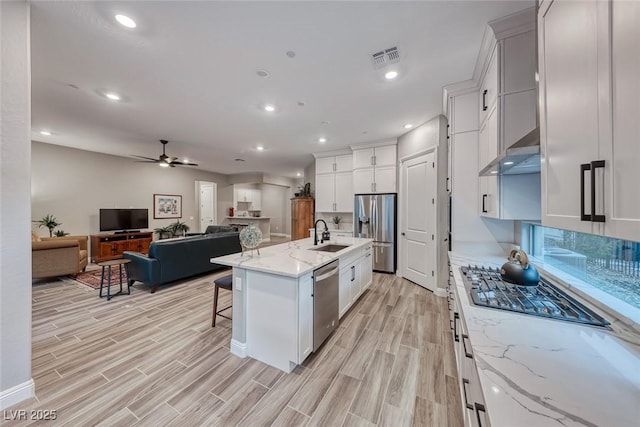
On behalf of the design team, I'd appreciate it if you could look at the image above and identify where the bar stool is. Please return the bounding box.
[212,274,233,327]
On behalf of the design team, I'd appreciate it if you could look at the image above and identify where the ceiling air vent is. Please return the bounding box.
[370,46,400,69]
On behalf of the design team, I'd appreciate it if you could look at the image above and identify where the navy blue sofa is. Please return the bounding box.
[123,231,241,293]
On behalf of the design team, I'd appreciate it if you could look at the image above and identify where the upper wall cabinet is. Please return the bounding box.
[477,8,540,221]
[315,153,353,213]
[351,143,397,193]
[539,0,640,241]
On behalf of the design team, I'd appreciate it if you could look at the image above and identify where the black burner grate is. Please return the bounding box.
[460,266,609,327]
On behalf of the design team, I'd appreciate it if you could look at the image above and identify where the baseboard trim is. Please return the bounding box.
[230,339,248,358]
[434,288,448,298]
[0,378,34,410]
[270,233,290,238]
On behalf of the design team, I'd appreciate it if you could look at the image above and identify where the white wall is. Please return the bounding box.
[31,142,231,240]
[0,0,34,409]
[260,184,289,235]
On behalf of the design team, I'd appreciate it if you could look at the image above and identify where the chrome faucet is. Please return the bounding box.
[314,219,329,245]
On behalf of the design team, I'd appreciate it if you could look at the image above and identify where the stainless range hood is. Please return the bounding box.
[479,127,540,176]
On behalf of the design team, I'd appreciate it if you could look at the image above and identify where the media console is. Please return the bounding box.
[90,231,153,263]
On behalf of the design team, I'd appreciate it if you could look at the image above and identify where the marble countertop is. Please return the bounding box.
[211,237,373,278]
[449,248,640,427]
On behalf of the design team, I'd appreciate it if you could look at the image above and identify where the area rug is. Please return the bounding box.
[72,268,126,289]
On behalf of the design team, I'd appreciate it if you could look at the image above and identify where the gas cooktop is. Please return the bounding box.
[460,266,609,327]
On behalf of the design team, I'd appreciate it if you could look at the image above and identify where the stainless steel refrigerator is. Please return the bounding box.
[354,194,396,273]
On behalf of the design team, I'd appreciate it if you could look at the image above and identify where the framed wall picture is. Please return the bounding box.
[153,194,182,219]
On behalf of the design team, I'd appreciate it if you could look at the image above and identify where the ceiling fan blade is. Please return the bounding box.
[171,160,199,166]
[131,155,159,162]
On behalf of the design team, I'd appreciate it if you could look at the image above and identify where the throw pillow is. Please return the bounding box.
[31,231,41,242]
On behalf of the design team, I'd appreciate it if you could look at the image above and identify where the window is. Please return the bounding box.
[528,224,640,311]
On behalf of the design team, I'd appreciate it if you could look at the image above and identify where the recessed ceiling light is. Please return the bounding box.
[385,70,398,80]
[105,92,121,101]
[297,101,305,107]
[159,162,169,168]
[234,158,245,162]
[296,172,301,177]
[403,124,413,129]
[40,130,51,136]
[256,145,264,151]
[504,161,514,165]
[321,121,330,126]
[286,51,296,58]
[318,137,327,143]
[115,14,136,28]
[256,70,269,78]
[264,104,275,112]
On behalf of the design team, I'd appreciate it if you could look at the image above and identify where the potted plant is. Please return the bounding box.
[331,216,342,229]
[169,220,190,237]
[33,214,61,237]
[154,226,173,240]
[54,230,70,237]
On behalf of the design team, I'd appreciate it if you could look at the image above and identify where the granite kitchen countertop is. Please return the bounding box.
[449,248,640,427]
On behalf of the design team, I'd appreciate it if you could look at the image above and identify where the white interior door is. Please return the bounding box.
[199,182,217,232]
[401,152,436,291]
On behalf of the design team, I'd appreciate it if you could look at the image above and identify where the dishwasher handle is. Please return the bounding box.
[315,267,339,282]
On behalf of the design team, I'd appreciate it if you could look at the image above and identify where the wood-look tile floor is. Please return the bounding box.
[5,271,463,426]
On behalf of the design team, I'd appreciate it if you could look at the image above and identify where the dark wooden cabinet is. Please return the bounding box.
[90,231,153,263]
[291,197,314,241]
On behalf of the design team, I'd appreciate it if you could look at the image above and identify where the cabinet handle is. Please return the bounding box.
[482,89,488,111]
[374,182,377,193]
[482,194,488,213]
[373,155,377,166]
[453,312,460,342]
[351,265,355,282]
[580,163,591,221]
[590,160,606,223]
[462,334,473,358]
[371,156,375,166]
[461,379,474,410]
[475,402,487,427]
[333,163,336,172]
[371,182,375,193]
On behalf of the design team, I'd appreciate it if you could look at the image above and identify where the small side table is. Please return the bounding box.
[98,259,131,300]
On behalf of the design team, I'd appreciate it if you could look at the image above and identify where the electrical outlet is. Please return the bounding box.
[235,277,242,291]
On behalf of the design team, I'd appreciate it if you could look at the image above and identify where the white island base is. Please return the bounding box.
[211,237,373,372]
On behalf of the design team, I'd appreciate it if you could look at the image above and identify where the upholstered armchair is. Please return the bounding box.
[32,235,89,279]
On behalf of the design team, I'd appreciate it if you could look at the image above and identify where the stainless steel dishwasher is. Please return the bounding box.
[313,259,339,351]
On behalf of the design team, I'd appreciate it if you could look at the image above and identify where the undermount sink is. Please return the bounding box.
[308,244,351,253]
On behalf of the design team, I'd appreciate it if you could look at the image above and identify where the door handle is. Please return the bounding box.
[482,89,488,111]
[482,194,488,213]
[401,232,406,236]
[580,163,591,221]
[590,160,605,223]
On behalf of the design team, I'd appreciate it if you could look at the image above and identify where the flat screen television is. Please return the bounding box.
[99,208,148,232]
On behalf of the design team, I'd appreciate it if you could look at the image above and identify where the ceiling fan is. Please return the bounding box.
[132,139,198,167]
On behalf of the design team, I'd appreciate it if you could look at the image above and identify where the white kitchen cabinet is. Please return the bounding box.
[338,242,373,318]
[315,154,353,213]
[602,0,640,242]
[298,272,313,362]
[479,45,498,125]
[476,8,540,221]
[539,0,640,241]
[316,154,352,174]
[235,187,262,210]
[352,143,397,194]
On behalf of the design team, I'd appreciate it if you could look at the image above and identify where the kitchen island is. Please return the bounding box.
[448,247,640,427]
[210,236,373,372]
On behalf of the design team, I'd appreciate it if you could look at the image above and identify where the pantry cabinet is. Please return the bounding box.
[538,0,640,241]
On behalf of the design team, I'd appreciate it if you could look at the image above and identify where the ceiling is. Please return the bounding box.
[30,1,532,177]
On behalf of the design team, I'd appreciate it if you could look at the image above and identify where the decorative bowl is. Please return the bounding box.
[239,223,262,250]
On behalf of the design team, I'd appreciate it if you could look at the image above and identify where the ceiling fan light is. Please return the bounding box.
[159,162,169,168]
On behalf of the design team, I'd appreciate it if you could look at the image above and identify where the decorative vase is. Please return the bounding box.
[239,223,262,257]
